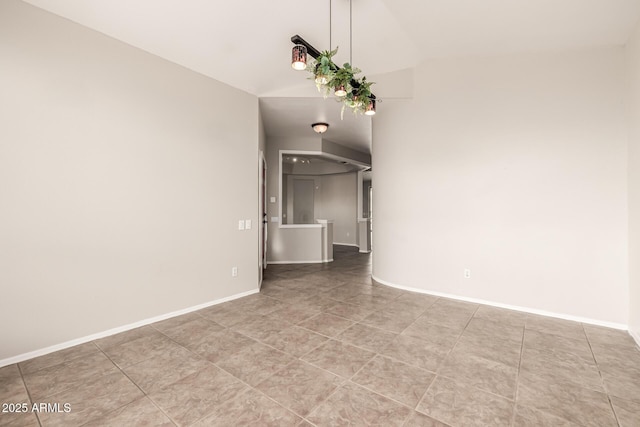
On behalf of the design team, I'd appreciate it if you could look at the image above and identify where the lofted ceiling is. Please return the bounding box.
[22,0,640,154]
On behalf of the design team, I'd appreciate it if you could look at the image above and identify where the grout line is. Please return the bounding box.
[16,363,43,427]
[510,322,526,427]
[91,345,180,427]
[582,324,622,427]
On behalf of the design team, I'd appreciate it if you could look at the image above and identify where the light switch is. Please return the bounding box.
[245,219,252,229]
[271,217,279,223]
[270,197,276,203]
[238,220,245,230]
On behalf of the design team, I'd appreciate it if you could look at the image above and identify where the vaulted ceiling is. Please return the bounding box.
[22,0,640,153]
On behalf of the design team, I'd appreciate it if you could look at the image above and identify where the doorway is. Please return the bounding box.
[259,152,267,287]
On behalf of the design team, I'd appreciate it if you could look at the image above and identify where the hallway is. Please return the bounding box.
[2,246,639,426]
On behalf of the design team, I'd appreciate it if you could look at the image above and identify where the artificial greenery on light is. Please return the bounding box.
[307,47,374,117]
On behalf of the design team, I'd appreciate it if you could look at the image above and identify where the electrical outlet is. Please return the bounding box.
[464,269,471,279]
[231,267,238,277]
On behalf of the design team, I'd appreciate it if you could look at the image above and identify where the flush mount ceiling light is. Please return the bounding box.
[290,0,377,117]
[311,122,329,134]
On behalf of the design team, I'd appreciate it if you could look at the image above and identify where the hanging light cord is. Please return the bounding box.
[350,0,353,64]
[329,0,332,51]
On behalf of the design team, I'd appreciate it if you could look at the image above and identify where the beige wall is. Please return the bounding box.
[373,48,629,326]
[0,0,260,362]
[319,173,358,245]
[628,22,640,340]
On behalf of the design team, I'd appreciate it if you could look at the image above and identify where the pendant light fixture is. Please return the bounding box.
[290,0,378,116]
[291,44,308,70]
[364,99,376,116]
[334,85,347,97]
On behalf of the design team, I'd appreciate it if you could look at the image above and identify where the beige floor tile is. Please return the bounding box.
[150,312,202,333]
[188,328,255,363]
[0,367,38,427]
[192,388,301,426]
[301,339,375,378]
[324,301,375,321]
[230,314,292,341]
[296,294,344,311]
[519,345,603,392]
[359,310,417,333]
[356,284,406,300]
[98,332,182,368]
[525,315,586,341]
[0,364,21,382]
[390,292,439,310]
[298,313,354,337]
[379,334,449,372]
[352,356,435,407]
[345,293,393,311]
[336,323,397,352]
[148,364,247,426]
[123,345,210,393]
[0,367,28,403]
[256,360,342,417]
[0,410,40,427]
[403,411,451,427]
[513,404,580,427]
[438,350,517,399]
[517,372,617,427]
[417,376,513,427]
[260,284,305,301]
[402,318,461,348]
[94,325,159,350]
[599,363,640,401]
[472,305,528,328]
[269,304,320,324]
[583,324,638,350]
[216,341,294,386]
[261,326,328,357]
[18,342,100,375]
[307,382,412,426]
[318,285,364,301]
[610,396,640,427]
[37,371,143,427]
[22,351,119,401]
[523,329,592,359]
[198,304,262,327]
[463,317,524,343]
[155,316,225,347]
[453,334,521,367]
[81,397,173,427]
[590,342,640,371]
[237,294,288,315]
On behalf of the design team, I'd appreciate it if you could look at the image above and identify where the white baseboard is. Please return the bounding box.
[0,288,259,368]
[359,250,371,253]
[630,328,640,348]
[371,275,628,331]
[334,243,359,247]
[268,259,333,265]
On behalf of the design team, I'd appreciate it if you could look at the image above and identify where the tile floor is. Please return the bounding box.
[2,246,640,426]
